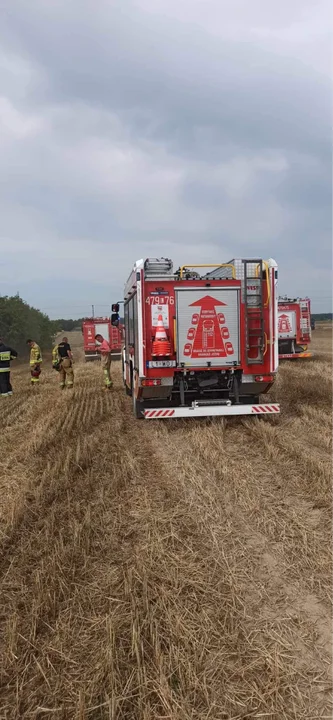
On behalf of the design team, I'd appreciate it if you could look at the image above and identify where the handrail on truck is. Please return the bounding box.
[179,263,236,279]
[255,260,271,307]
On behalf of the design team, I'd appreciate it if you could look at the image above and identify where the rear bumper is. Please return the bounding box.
[84,353,100,361]
[144,403,280,419]
[279,352,312,360]
[85,351,121,360]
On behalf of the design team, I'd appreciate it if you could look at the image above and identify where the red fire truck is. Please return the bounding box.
[82,317,123,362]
[119,257,280,419]
[278,297,312,360]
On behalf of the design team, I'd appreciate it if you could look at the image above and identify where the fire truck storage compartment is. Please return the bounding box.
[175,287,240,367]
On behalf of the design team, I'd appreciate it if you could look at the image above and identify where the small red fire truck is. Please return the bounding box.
[82,317,123,361]
[278,297,312,360]
[119,257,280,419]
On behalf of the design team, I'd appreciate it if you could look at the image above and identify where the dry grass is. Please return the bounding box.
[0,330,331,719]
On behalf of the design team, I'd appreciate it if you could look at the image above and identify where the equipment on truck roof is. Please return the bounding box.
[117,257,280,419]
[278,297,312,360]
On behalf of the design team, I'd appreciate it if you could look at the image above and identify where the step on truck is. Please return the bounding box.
[278,297,312,360]
[82,317,123,362]
[119,258,280,419]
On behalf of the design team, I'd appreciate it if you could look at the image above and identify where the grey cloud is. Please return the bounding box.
[0,0,331,314]
[2,1,330,154]
[275,154,331,210]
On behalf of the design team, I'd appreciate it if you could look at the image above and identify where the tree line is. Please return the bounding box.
[55,318,85,331]
[312,313,332,321]
[57,317,124,330]
[0,295,59,355]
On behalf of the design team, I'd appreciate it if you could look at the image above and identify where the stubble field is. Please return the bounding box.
[0,329,331,719]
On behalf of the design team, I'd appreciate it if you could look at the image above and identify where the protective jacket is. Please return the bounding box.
[52,345,60,370]
[0,343,18,371]
[30,343,42,366]
[98,339,112,355]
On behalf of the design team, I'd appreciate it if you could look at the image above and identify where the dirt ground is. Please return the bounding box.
[0,329,331,719]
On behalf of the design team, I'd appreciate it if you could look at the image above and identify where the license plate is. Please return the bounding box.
[148,360,176,368]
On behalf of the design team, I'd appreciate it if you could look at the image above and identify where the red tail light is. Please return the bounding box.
[255,375,274,382]
[141,379,162,387]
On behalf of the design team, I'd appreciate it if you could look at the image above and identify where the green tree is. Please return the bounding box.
[0,295,59,355]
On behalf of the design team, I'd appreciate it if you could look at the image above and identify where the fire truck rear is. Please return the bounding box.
[278,297,312,360]
[121,258,280,419]
[82,317,123,361]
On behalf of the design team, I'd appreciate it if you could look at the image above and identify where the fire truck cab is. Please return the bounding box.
[278,297,312,360]
[121,258,280,419]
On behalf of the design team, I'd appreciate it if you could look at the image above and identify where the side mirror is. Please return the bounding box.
[111,313,119,326]
[112,303,120,313]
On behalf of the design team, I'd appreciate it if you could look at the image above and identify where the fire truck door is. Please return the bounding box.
[278,311,296,339]
[95,323,110,340]
[175,287,240,367]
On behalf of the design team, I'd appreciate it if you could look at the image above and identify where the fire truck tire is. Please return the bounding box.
[132,393,144,419]
[122,356,130,392]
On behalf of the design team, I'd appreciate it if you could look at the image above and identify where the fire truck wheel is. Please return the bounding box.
[133,392,144,419]
[122,357,131,392]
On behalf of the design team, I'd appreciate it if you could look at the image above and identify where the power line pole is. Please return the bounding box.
[92,305,94,317]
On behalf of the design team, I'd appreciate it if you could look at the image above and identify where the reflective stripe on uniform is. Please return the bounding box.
[0,367,10,372]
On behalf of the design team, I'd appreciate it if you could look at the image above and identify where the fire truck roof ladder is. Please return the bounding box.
[300,300,311,338]
[244,259,265,365]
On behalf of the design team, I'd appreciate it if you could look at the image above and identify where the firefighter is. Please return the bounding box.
[55,337,74,389]
[26,339,42,386]
[95,334,112,389]
[52,343,60,370]
[0,337,18,397]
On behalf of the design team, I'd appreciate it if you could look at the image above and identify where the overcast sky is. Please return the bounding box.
[0,0,331,318]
